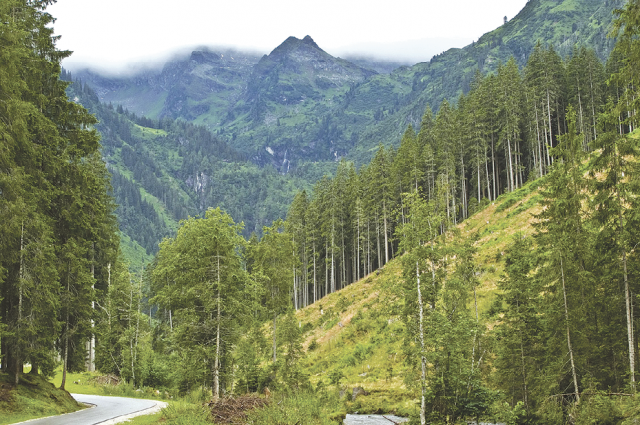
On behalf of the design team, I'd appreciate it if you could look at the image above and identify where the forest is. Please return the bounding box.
[2,0,640,424]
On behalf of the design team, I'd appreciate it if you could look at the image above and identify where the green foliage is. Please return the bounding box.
[160,402,211,425]
[0,372,83,424]
[0,0,120,389]
[245,391,342,425]
[151,208,250,396]
[328,369,344,386]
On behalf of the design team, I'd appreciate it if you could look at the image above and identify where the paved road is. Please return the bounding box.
[19,394,166,425]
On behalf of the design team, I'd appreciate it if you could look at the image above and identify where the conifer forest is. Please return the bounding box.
[4,0,640,424]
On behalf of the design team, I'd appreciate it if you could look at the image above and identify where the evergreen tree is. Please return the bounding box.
[152,208,247,398]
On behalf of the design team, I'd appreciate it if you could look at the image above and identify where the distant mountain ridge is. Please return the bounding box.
[76,0,623,171]
[66,0,626,268]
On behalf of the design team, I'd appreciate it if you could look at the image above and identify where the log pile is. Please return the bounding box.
[205,394,269,424]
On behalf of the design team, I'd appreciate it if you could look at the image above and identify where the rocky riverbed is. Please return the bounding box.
[343,414,409,424]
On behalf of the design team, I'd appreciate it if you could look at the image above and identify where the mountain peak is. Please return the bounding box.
[302,35,320,49]
[269,35,325,58]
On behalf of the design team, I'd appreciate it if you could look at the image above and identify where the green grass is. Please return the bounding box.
[120,232,153,274]
[132,124,168,139]
[245,391,344,425]
[49,368,174,400]
[0,372,84,425]
[289,176,549,419]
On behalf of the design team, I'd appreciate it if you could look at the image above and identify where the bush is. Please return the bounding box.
[576,392,623,425]
[308,339,319,351]
[328,369,344,386]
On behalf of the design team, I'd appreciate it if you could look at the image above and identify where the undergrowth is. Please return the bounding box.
[0,372,83,425]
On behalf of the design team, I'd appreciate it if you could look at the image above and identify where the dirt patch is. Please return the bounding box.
[0,384,13,403]
[204,394,269,424]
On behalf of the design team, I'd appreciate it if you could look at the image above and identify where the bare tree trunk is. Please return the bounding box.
[485,149,492,201]
[61,265,70,391]
[535,105,543,177]
[560,257,580,403]
[357,214,361,282]
[16,221,24,385]
[87,243,96,372]
[416,261,427,425]
[621,205,636,392]
[272,313,277,363]
[546,90,554,164]
[383,201,389,265]
[214,254,221,400]
[507,137,514,192]
[491,134,497,200]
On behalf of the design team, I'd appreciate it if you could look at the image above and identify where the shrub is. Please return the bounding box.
[308,339,319,351]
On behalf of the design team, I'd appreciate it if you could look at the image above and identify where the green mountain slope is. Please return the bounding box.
[350,0,622,163]
[65,76,312,265]
[67,0,624,267]
[75,0,622,171]
[290,179,544,415]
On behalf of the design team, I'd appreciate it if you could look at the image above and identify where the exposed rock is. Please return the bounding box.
[352,386,368,401]
[339,387,349,399]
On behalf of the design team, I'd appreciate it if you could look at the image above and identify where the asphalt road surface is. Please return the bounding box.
[19,394,166,425]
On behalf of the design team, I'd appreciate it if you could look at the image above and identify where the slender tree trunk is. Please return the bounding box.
[546,90,554,164]
[214,254,221,400]
[589,71,597,140]
[491,134,497,199]
[357,214,361,282]
[61,265,70,391]
[16,221,24,384]
[383,201,389,265]
[272,313,277,363]
[507,138,514,192]
[621,201,636,391]
[416,261,427,425]
[87,244,96,372]
[377,217,382,269]
[485,149,492,201]
[325,240,328,298]
[331,225,336,293]
[535,105,543,177]
[520,337,528,410]
[560,256,580,403]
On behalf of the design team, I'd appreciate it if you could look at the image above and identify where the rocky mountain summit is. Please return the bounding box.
[248,35,376,105]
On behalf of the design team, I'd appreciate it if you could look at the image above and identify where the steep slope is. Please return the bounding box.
[0,372,83,424]
[75,48,261,124]
[223,35,377,169]
[350,0,622,163]
[66,76,312,267]
[292,179,545,415]
[76,0,622,171]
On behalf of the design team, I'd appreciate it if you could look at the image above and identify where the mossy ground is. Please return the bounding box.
[0,372,83,425]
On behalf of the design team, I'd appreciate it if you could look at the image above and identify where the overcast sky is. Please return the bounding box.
[48,0,529,74]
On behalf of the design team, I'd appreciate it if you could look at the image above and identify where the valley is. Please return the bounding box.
[2,0,640,424]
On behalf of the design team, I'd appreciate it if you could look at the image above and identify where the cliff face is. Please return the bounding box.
[244,35,375,113]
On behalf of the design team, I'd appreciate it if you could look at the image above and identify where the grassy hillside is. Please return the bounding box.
[0,372,83,425]
[291,177,546,416]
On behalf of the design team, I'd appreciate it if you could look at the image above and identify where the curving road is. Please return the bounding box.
[18,394,167,425]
